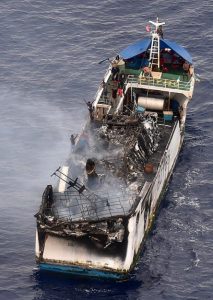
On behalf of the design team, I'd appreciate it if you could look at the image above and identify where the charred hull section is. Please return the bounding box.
[36,217,129,276]
[36,198,127,252]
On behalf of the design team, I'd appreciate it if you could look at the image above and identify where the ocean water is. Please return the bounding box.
[0,1,212,299]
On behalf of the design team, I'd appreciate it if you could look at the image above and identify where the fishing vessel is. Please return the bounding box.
[35,19,195,279]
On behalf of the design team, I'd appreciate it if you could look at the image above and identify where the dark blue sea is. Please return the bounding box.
[0,1,212,299]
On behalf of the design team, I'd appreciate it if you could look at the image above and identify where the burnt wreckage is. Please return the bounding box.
[36,113,161,247]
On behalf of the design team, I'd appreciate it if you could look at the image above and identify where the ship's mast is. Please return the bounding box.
[148,18,165,70]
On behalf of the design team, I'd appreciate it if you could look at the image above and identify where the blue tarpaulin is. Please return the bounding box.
[119,38,193,64]
[160,39,193,64]
[120,38,151,60]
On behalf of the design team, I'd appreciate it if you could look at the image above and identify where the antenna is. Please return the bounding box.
[149,17,165,34]
[51,167,86,194]
[51,167,111,220]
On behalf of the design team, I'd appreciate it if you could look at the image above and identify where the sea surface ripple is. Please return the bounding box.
[0,1,212,299]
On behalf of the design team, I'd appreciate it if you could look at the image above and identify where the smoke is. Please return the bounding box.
[52,113,160,221]
[0,88,84,209]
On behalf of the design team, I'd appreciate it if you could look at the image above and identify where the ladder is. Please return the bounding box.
[149,33,160,70]
[148,18,165,70]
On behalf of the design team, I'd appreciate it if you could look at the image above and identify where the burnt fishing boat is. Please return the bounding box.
[35,19,195,279]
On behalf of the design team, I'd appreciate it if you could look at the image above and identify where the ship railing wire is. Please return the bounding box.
[44,188,135,222]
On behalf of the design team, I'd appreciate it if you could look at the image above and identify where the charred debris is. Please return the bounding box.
[35,111,170,250]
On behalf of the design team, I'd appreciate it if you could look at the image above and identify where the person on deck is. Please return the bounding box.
[183,61,190,73]
[70,134,78,145]
[86,101,94,120]
[157,25,163,38]
[111,66,119,81]
[102,80,108,100]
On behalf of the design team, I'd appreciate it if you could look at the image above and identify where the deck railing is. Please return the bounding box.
[127,74,192,91]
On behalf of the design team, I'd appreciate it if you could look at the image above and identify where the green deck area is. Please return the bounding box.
[124,68,141,76]
[161,72,189,82]
[118,65,191,92]
[123,67,189,82]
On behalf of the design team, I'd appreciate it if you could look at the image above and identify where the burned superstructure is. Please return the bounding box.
[35,19,195,279]
[36,111,174,266]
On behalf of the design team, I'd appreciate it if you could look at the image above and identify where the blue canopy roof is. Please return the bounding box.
[119,38,193,64]
[161,39,192,64]
[120,38,151,60]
